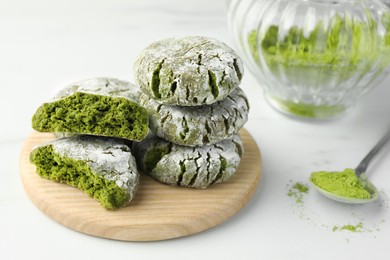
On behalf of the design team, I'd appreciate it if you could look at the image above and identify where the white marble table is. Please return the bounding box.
[1,0,389,259]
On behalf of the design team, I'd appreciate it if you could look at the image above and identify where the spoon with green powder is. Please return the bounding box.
[310,129,390,204]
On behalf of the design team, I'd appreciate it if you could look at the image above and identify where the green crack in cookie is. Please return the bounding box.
[134,36,244,106]
[140,87,249,146]
[30,135,140,210]
[133,132,243,189]
[32,78,149,141]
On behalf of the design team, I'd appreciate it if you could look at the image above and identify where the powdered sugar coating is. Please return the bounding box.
[54,77,141,102]
[134,36,244,106]
[140,87,249,146]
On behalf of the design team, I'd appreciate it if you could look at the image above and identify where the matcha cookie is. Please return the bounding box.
[132,133,243,188]
[32,78,149,141]
[140,87,249,146]
[134,36,244,106]
[30,135,139,210]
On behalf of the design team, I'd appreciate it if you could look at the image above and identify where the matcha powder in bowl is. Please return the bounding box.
[227,0,390,119]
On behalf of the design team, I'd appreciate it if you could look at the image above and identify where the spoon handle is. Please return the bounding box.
[355,128,390,177]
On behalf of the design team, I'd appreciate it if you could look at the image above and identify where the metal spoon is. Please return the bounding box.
[310,128,390,204]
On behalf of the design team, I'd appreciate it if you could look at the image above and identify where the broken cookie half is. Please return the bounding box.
[30,135,139,210]
[32,77,149,141]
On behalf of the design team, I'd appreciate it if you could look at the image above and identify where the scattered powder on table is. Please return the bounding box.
[332,222,364,232]
[286,179,388,239]
[310,168,371,199]
[287,181,309,204]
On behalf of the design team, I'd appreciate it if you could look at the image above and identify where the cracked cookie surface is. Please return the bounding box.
[134,36,244,106]
[30,135,140,209]
[140,87,249,146]
[32,77,149,141]
[132,132,243,189]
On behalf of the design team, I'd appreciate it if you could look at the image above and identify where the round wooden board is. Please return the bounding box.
[19,129,261,241]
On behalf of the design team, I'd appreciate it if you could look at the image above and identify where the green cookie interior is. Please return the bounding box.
[32,92,149,141]
[144,141,172,173]
[30,144,130,210]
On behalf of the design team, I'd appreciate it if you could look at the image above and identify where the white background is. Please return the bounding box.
[1,0,389,259]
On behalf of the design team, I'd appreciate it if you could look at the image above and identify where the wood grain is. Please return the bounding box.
[19,129,261,241]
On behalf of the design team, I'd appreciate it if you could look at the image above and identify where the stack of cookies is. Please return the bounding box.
[132,36,250,188]
[29,36,250,210]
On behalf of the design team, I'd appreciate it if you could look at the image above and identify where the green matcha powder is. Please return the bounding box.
[310,168,371,200]
[333,222,364,233]
[249,14,390,76]
[288,182,309,204]
[247,13,390,117]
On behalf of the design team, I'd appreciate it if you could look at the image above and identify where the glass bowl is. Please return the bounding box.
[227,0,390,119]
